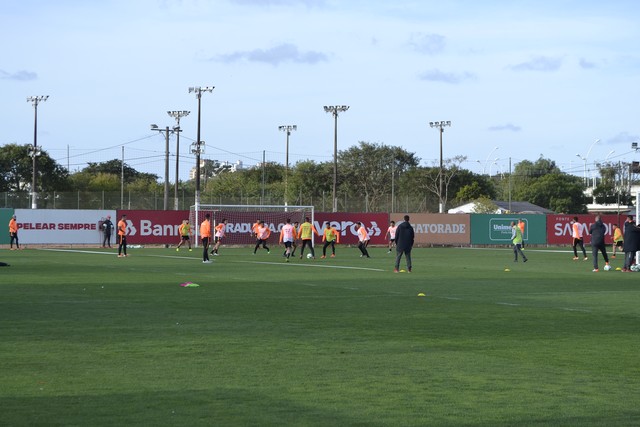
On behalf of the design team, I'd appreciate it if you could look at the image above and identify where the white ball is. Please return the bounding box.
[307,253,313,259]
[604,264,612,271]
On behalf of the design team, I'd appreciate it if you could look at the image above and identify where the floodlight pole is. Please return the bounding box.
[188,86,214,214]
[168,110,190,210]
[279,125,297,207]
[429,120,451,213]
[27,95,48,209]
[324,105,349,212]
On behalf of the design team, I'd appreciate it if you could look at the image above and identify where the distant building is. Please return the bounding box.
[448,200,553,214]
[189,160,243,180]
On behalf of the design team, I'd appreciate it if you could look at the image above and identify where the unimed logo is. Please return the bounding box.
[489,218,520,241]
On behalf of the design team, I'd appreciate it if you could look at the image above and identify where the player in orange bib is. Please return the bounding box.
[117,214,128,257]
[211,218,228,256]
[253,221,271,254]
[200,214,212,263]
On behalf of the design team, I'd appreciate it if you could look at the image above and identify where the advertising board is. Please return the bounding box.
[14,209,116,244]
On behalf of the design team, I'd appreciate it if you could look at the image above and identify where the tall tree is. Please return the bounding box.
[510,157,586,212]
[0,143,69,192]
[593,161,633,205]
[339,142,419,212]
[411,155,467,212]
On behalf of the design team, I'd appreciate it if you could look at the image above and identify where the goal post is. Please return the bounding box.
[189,204,314,247]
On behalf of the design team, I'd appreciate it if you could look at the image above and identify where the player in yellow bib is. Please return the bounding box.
[298,217,319,259]
[321,223,340,258]
[176,219,192,251]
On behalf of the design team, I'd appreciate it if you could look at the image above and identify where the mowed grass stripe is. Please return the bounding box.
[0,246,638,426]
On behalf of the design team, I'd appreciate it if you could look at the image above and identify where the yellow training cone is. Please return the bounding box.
[504,268,511,272]
[417,293,426,297]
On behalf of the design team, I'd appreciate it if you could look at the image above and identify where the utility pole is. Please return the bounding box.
[324,105,349,212]
[27,95,49,209]
[150,124,174,211]
[168,110,190,210]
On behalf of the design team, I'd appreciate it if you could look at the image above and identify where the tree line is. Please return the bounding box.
[1,141,620,213]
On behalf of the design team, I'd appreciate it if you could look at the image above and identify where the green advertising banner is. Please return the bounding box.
[470,214,547,245]
[0,208,15,245]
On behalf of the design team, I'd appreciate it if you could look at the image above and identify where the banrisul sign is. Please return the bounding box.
[470,214,547,245]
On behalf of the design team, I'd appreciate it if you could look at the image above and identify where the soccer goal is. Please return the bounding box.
[189,204,315,246]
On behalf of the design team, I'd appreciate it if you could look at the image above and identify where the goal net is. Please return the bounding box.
[189,204,314,246]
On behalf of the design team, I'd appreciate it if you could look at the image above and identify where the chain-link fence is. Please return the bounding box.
[0,191,440,213]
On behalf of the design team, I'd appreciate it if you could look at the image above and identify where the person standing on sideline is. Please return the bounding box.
[571,216,588,261]
[385,221,397,253]
[356,222,371,258]
[511,221,528,263]
[394,215,414,273]
[176,219,192,251]
[589,215,610,272]
[211,218,227,256]
[298,217,319,259]
[8,214,19,250]
[279,218,296,262]
[518,219,526,248]
[253,221,271,254]
[117,214,128,257]
[102,215,114,248]
[612,224,624,258]
[200,214,212,263]
[622,216,640,271]
[321,222,340,258]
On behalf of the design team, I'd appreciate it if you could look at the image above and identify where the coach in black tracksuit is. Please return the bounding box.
[622,216,640,271]
[394,215,415,273]
[589,215,609,271]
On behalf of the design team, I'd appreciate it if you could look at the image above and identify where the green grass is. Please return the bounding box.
[1,245,639,426]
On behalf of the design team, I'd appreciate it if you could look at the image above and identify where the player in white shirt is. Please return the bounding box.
[279,218,297,262]
[385,221,397,253]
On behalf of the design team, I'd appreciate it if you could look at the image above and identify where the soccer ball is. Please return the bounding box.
[306,253,313,259]
[604,264,612,271]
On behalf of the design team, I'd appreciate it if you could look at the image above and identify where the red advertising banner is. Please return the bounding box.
[118,210,388,246]
[314,212,388,245]
[546,214,624,245]
[118,210,190,245]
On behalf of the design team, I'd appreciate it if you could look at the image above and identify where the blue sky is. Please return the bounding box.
[2,0,639,181]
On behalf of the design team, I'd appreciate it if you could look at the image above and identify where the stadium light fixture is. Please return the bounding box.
[324,105,349,212]
[577,138,600,186]
[429,120,452,213]
[279,125,297,208]
[188,86,214,213]
[168,110,190,210]
[483,146,498,175]
[27,95,48,209]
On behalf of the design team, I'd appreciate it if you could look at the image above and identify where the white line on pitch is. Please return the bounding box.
[235,260,386,272]
[496,302,521,306]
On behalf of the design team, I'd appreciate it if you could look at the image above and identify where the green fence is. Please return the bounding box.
[0,208,15,245]
[470,214,547,245]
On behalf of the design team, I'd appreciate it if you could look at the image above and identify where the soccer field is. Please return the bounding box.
[1,246,639,426]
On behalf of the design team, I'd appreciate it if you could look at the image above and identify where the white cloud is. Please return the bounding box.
[408,33,445,55]
[509,56,563,72]
[488,123,522,132]
[578,58,597,69]
[213,43,329,66]
[418,69,475,84]
[0,69,37,81]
